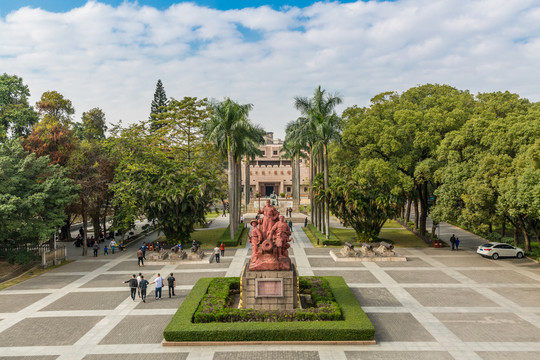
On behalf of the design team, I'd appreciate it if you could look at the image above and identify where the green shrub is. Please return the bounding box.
[487,232,502,242]
[164,276,374,342]
[306,224,342,246]
[6,249,39,265]
[216,225,246,247]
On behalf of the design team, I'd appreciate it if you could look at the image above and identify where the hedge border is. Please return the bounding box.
[163,275,374,342]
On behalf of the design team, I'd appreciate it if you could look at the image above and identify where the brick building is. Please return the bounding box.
[241,132,310,198]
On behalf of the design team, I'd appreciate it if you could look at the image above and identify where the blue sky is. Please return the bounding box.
[0,1,364,15]
[1,0,538,138]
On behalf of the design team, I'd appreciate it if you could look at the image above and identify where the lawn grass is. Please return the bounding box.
[163,276,374,342]
[156,225,248,249]
[303,225,341,247]
[330,226,428,248]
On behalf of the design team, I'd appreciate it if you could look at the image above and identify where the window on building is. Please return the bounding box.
[274,171,278,175]
[286,187,291,192]
[261,151,265,156]
[304,187,308,192]
[287,170,291,175]
[262,171,265,175]
[280,171,284,175]
[273,150,278,155]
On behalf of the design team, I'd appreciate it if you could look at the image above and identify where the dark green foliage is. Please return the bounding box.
[6,249,39,265]
[149,79,168,130]
[0,73,39,141]
[163,276,374,342]
[216,224,246,247]
[306,224,342,246]
[193,277,341,323]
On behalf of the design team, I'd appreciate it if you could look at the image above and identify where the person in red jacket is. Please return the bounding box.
[220,242,225,257]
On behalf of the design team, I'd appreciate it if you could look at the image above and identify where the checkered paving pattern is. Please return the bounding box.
[0,223,539,360]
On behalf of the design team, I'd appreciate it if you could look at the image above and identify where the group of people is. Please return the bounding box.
[450,234,461,250]
[91,238,126,257]
[212,242,226,263]
[285,207,294,218]
[123,272,176,303]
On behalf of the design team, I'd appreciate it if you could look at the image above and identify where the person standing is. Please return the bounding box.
[110,239,117,254]
[213,245,220,263]
[220,242,225,257]
[167,273,176,298]
[104,244,108,255]
[138,275,149,303]
[455,237,460,250]
[137,272,142,298]
[288,220,293,232]
[141,243,147,260]
[150,273,163,300]
[304,217,308,227]
[137,247,144,267]
[93,242,99,257]
[123,274,138,301]
[450,234,456,251]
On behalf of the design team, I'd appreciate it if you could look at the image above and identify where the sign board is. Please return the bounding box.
[255,278,283,297]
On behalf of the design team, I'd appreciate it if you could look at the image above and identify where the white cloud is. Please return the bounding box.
[1,0,539,138]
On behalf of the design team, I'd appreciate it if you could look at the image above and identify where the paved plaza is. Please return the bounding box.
[1,222,539,360]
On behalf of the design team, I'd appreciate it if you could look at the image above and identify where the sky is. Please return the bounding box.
[1,0,539,139]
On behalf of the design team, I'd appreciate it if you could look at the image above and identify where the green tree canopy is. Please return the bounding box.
[0,73,39,141]
[0,140,79,245]
[149,79,169,130]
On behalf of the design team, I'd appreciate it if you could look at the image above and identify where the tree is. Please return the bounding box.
[204,98,262,240]
[0,140,79,245]
[77,107,107,141]
[0,73,39,141]
[23,120,77,166]
[294,86,342,239]
[149,79,169,130]
[35,91,75,126]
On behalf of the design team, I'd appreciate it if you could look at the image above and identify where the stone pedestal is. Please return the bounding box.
[241,264,298,310]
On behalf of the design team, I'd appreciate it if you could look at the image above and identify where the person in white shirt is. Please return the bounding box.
[150,273,164,300]
[109,239,117,254]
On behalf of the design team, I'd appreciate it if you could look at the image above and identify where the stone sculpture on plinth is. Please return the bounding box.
[241,202,298,310]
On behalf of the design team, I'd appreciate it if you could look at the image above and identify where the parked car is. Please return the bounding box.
[477,242,524,260]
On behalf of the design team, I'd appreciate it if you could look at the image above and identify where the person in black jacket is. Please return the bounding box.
[138,275,149,303]
[123,274,138,301]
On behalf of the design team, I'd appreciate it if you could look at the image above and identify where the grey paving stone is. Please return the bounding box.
[0,316,103,346]
[175,258,232,270]
[48,260,106,273]
[308,257,365,267]
[99,315,171,344]
[304,248,332,256]
[476,352,540,360]
[385,270,459,284]
[406,287,499,307]
[351,288,402,307]
[134,290,188,309]
[8,275,83,290]
[435,312,540,342]
[312,270,379,284]
[0,357,58,360]
[345,351,453,360]
[107,261,164,272]
[491,287,540,307]
[175,272,227,286]
[458,270,539,284]
[214,351,319,360]
[83,354,188,360]
[81,274,139,288]
[40,291,128,311]
[0,293,49,312]
[367,313,436,342]
[434,256,502,268]
[375,257,432,268]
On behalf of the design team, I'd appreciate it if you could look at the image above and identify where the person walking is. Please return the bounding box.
[103,244,108,255]
[138,275,149,303]
[137,272,142,298]
[288,220,293,232]
[213,245,220,263]
[110,239,117,254]
[167,273,176,298]
[141,243,147,260]
[450,234,456,251]
[93,242,99,257]
[150,273,163,300]
[220,242,225,257]
[455,237,460,250]
[123,274,138,301]
[137,247,144,267]
[304,217,308,227]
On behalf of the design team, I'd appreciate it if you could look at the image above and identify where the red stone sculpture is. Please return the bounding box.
[249,205,293,271]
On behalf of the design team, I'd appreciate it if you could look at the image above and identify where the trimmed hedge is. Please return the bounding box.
[306,224,342,246]
[193,277,341,323]
[163,276,374,342]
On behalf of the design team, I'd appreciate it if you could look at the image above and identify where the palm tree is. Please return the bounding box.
[283,120,309,208]
[294,86,342,240]
[240,125,266,211]
[204,98,253,239]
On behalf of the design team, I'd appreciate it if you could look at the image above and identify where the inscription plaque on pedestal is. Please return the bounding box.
[256,278,283,297]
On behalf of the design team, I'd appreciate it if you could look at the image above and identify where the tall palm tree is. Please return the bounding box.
[283,120,309,208]
[240,125,266,211]
[204,98,253,239]
[295,86,342,240]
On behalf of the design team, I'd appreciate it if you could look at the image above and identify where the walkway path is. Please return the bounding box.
[1,224,539,360]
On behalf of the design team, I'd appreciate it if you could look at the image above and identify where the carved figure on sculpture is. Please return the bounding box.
[258,200,279,240]
[249,219,263,263]
[269,215,293,258]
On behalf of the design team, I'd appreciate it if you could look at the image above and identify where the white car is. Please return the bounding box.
[477,242,524,260]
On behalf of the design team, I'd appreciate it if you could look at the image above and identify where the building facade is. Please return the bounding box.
[241,132,310,198]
